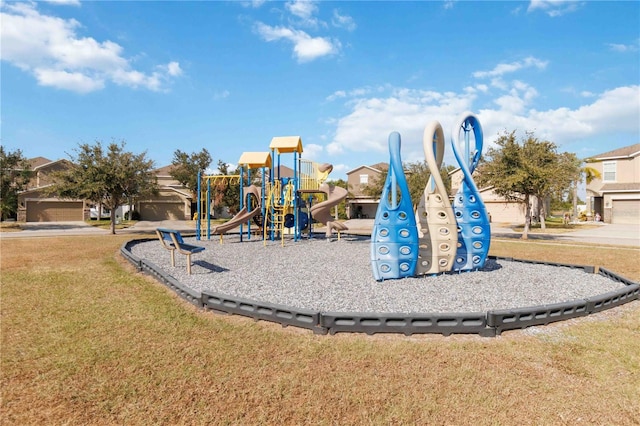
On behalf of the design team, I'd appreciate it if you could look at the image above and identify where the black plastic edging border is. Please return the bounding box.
[121,239,202,308]
[120,239,640,337]
[320,312,495,337]
[201,291,326,334]
[487,300,589,335]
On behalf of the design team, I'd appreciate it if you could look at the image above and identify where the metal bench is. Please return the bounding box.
[156,228,205,275]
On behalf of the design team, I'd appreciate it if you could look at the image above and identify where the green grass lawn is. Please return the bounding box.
[2,236,639,425]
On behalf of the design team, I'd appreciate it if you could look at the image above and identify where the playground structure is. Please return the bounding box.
[196,136,348,244]
[123,113,639,337]
[370,132,419,281]
[416,121,458,275]
[450,112,491,271]
[371,111,491,281]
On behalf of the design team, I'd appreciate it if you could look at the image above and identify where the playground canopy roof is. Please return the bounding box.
[269,136,303,154]
[237,151,272,169]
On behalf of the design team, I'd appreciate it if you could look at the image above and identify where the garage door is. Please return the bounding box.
[611,199,640,224]
[26,201,84,222]
[139,202,185,221]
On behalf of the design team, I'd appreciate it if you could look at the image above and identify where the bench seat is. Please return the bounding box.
[156,228,205,274]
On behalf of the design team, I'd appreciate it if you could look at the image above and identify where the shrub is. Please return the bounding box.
[125,210,141,220]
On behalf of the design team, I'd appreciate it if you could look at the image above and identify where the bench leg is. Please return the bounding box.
[186,253,192,275]
[170,250,175,267]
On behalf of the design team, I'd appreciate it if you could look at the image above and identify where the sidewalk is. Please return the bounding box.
[0,221,110,238]
[490,222,640,247]
[2,220,639,247]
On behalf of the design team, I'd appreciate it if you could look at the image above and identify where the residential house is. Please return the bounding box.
[18,159,196,222]
[345,163,387,219]
[585,143,640,224]
[17,157,89,222]
[448,168,545,224]
[135,165,192,221]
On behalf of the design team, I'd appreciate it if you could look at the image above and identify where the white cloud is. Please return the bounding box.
[286,0,318,20]
[527,0,583,17]
[493,80,539,113]
[240,0,267,8]
[332,10,356,31]
[528,85,640,139]
[214,90,230,100]
[285,0,322,29]
[325,71,639,165]
[473,56,548,79]
[327,88,475,161]
[327,163,349,176]
[474,85,640,154]
[34,68,104,93]
[254,22,339,62]
[326,90,346,102]
[0,2,182,93]
[302,143,324,160]
[43,0,82,6]
[165,61,183,76]
[249,1,346,63]
[608,41,639,53]
[325,85,385,102]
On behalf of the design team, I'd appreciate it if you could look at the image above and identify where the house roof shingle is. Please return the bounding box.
[589,143,640,161]
[599,182,640,192]
[346,163,388,175]
[154,165,176,176]
[28,157,53,168]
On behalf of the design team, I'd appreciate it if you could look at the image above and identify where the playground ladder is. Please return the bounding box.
[264,181,285,245]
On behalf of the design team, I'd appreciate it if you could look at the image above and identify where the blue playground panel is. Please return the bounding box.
[371,132,419,281]
[450,113,491,271]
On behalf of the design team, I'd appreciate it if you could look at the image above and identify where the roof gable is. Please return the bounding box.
[29,157,53,168]
[589,143,640,161]
[33,158,73,171]
[155,165,176,176]
[346,163,387,175]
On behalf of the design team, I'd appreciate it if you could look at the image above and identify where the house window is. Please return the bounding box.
[359,174,369,185]
[603,161,616,182]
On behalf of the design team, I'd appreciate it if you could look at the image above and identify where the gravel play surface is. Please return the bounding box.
[130,235,627,314]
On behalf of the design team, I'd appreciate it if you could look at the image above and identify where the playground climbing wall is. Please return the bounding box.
[371,111,491,281]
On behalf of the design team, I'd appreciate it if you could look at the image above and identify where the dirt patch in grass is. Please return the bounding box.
[0,222,22,232]
[511,222,603,234]
[2,236,639,425]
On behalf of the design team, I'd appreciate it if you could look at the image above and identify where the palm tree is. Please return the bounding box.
[572,162,602,219]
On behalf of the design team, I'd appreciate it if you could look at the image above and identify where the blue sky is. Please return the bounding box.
[2,0,639,180]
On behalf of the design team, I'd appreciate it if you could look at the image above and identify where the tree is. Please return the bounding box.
[215,160,241,215]
[170,149,212,198]
[477,131,578,239]
[571,162,601,219]
[50,141,157,234]
[326,178,349,219]
[0,147,32,220]
[122,150,159,219]
[363,161,455,209]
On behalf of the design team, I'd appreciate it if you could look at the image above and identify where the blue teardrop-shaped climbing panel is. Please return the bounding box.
[370,132,418,281]
[450,112,491,272]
